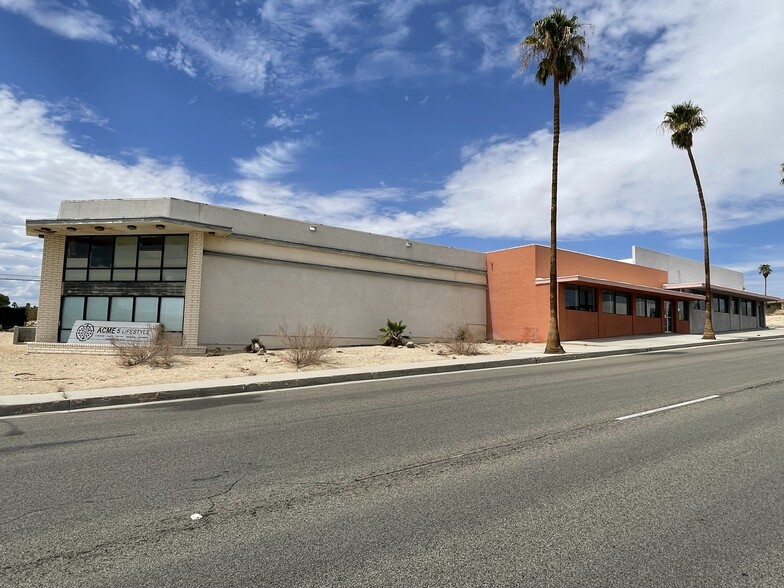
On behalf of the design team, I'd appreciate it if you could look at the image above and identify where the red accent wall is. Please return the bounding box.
[486,245,682,343]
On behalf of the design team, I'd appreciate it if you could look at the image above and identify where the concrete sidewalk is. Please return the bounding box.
[3,328,783,417]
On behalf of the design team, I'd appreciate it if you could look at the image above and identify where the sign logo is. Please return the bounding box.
[75,322,95,342]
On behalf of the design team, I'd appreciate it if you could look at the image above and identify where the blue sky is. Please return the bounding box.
[1,0,783,305]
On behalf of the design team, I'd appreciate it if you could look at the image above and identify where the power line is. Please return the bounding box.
[0,275,40,282]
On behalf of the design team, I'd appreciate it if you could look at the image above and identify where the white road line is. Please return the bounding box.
[615,394,720,421]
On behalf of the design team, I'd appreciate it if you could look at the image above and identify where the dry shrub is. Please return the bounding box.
[278,322,334,368]
[441,322,481,356]
[112,325,175,368]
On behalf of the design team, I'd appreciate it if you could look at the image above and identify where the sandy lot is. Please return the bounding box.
[0,333,529,396]
[4,313,782,396]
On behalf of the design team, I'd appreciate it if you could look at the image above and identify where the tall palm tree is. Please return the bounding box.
[519,8,589,354]
[661,101,715,339]
[759,264,772,296]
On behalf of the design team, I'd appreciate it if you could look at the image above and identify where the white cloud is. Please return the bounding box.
[0,86,220,303]
[146,43,197,77]
[0,0,114,43]
[264,111,319,130]
[233,139,311,180]
[394,0,784,241]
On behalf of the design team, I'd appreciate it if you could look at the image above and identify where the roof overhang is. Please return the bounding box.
[535,275,705,301]
[664,282,781,303]
[25,217,233,238]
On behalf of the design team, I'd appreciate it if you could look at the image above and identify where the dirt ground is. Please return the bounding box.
[4,314,782,396]
[0,333,529,396]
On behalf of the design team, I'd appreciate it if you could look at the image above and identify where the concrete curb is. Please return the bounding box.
[3,333,783,417]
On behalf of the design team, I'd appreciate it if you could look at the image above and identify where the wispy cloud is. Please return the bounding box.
[0,0,114,43]
[146,43,197,77]
[233,139,312,181]
[265,110,319,130]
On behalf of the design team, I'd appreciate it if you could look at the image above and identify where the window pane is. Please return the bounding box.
[114,236,138,267]
[137,268,161,281]
[64,269,87,281]
[616,293,629,315]
[113,269,136,281]
[162,268,186,281]
[86,297,109,321]
[636,297,646,317]
[135,297,159,322]
[89,236,114,268]
[163,235,188,267]
[61,297,84,330]
[138,236,163,267]
[581,288,595,311]
[59,329,71,343]
[88,269,112,281]
[565,286,578,310]
[602,291,614,314]
[647,298,658,318]
[65,237,90,268]
[159,298,184,332]
[110,297,133,322]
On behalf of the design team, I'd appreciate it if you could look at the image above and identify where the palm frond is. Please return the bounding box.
[518,8,590,86]
[660,101,706,150]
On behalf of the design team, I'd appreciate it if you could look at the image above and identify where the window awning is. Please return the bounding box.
[535,275,705,301]
[663,282,781,303]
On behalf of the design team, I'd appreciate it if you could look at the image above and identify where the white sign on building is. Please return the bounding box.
[67,321,160,345]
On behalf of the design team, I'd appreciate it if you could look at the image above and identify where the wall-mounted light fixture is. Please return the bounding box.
[405,241,412,248]
[66,226,77,232]
[155,224,166,230]
[127,225,137,230]
[39,227,52,233]
[94,226,105,231]
[309,225,317,232]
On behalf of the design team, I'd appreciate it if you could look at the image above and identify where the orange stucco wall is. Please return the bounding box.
[487,244,682,343]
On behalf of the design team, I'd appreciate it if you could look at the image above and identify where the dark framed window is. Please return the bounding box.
[59,295,185,342]
[602,290,631,315]
[63,235,188,282]
[635,295,660,318]
[740,299,756,316]
[565,285,596,312]
[712,294,729,313]
[677,301,689,321]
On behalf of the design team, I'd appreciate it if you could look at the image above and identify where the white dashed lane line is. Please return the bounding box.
[615,394,720,421]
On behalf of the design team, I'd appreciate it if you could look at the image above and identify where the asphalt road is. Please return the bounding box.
[2,339,783,587]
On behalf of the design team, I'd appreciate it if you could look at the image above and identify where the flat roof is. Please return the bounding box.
[535,275,705,301]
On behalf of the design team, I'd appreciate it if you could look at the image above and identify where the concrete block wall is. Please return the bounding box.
[36,234,65,343]
[182,231,204,347]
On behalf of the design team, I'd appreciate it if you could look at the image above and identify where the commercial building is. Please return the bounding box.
[25,198,774,351]
[26,198,487,352]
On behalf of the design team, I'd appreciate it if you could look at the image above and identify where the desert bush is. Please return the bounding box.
[278,322,334,368]
[379,319,408,346]
[112,324,175,368]
[441,322,481,356]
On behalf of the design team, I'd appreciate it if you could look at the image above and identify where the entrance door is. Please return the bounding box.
[664,300,674,333]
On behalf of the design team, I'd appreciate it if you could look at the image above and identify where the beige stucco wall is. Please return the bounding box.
[198,234,487,347]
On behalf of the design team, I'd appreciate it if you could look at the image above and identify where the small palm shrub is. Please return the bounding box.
[379,319,408,346]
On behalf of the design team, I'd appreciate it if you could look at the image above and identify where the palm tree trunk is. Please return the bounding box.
[545,80,565,353]
[686,146,715,339]
[764,277,767,296]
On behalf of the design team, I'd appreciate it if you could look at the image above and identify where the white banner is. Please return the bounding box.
[67,321,160,345]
